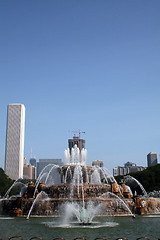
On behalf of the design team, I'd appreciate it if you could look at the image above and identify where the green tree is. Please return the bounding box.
[0,168,13,197]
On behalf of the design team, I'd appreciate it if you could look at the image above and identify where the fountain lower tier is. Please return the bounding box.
[1,195,160,217]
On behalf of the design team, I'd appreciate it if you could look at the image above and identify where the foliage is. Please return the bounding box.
[115,164,160,193]
[0,168,13,197]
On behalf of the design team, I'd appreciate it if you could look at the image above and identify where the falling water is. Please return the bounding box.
[26,191,49,220]
[44,165,59,184]
[4,178,24,198]
[33,164,60,197]
[64,144,87,165]
[100,192,134,216]
[63,201,100,225]
[124,175,147,196]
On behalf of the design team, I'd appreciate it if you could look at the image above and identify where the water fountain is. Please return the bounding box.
[1,141,160,222]
[62,201,100,225]
[24,145,123,223]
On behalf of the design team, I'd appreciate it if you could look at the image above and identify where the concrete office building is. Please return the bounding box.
[124,162,136,167]
[92,160,104,168]
[23,163,36,180]
[37,159,63,177]
[113,162,146,177]
[147,152,158,167]
[5,104,25,180]
[68,136,85,153]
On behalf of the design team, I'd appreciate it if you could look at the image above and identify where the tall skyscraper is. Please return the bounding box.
[5,103,25,180]
[147,152,157,167]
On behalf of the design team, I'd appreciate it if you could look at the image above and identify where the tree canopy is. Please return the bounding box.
[0,168,13,197]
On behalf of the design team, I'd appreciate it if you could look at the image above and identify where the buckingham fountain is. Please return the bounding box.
[1,138,160,224]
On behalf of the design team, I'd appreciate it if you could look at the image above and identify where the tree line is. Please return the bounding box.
[0,168,33,197]
[115,164,160,194]
[0,168,13,197]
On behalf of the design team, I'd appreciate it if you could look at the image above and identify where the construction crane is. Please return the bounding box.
[69,129,86,138]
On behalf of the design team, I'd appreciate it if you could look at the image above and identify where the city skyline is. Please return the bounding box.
[1,1,160,173]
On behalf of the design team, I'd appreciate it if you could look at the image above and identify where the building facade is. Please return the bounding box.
[92,160,104,168]
[23,163,36,180]
[113,162,146,177]
[68,136,85,153]
[147,152,157,167]
[5,104,25,180]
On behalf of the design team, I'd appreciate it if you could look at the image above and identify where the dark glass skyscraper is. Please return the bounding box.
[30,158,37,167]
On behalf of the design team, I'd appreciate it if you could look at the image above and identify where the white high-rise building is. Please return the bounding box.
[5,103,25,179]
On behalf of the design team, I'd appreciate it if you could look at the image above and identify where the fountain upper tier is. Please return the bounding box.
[36,143,115,186]
[64,144,87,165]
[37,163,115,187]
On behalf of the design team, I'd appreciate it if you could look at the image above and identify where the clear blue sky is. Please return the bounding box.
[0,1,160,173]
